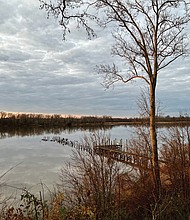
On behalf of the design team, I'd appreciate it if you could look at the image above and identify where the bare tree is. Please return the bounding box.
[39,0,190,196]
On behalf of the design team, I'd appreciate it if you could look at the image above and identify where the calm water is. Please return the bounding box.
[0,125,135,198]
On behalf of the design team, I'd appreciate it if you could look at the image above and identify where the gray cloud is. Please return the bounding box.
[0,0,190,117]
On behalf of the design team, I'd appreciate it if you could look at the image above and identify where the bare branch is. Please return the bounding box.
[39,0,97,39]
[97,63,150,89]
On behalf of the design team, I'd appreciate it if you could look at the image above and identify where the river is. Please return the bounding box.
[0,125,137,200]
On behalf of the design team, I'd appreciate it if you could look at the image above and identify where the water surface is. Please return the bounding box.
[0,125,134,198]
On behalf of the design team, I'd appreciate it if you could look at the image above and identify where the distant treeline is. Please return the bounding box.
[0,111,190,128]
[0,112,113,128]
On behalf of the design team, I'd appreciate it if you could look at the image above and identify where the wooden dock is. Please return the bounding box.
[94,145,168,170]
[94,145,153,170]
[41,136,166,170]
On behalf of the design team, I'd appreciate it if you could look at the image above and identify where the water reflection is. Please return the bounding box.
[0,125,115,139]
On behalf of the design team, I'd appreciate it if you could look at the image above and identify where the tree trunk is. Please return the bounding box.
[149,82,161,196]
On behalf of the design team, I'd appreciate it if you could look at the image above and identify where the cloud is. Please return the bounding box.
[0,0,189,117]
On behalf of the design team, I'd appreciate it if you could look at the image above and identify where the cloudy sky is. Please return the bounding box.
[0,0,190,117]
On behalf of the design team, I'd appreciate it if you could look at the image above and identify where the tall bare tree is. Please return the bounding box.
[39,0,190,195]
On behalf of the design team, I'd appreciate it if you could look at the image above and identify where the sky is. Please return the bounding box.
[0,0,190,118]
